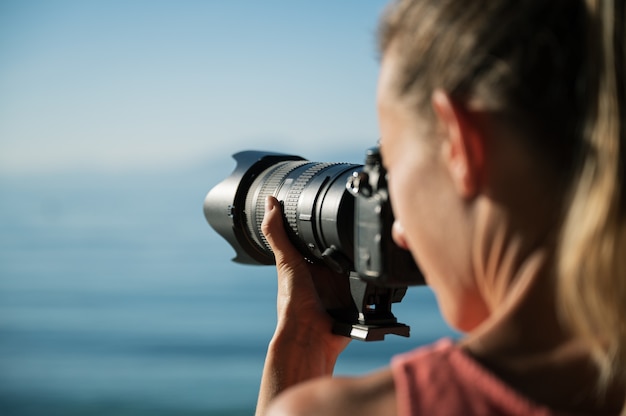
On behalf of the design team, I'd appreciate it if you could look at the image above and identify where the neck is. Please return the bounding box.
[460,246,625,413]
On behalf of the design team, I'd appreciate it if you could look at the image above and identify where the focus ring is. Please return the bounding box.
[245,161,308,252]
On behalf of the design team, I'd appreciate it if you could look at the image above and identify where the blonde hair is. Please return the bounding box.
[380,0,625,394]
[558,0,626,387]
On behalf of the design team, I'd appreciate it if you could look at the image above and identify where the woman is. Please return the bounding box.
[256,0,626,414]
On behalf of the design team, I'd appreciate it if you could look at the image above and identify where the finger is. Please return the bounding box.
[392,220,410,250]
[261,196,304,269]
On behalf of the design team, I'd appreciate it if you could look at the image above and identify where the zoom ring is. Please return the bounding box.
[282,163,339,239]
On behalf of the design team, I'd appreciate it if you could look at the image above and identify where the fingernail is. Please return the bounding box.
[265,196,274,212]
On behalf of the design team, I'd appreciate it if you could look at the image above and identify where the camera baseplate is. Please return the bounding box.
[330,273,410,341]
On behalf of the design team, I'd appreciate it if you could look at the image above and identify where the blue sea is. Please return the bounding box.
[0,160,457,415]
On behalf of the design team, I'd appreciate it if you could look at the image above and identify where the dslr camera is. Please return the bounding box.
[204,147,424,341]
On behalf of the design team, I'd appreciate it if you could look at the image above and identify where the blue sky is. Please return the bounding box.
[0,1,389,174]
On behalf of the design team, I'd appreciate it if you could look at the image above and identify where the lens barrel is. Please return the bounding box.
[204,151,360,271]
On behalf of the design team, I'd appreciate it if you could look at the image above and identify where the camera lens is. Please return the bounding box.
[204,151,360,269]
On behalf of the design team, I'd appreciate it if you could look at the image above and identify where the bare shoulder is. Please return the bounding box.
[267,367,397,416]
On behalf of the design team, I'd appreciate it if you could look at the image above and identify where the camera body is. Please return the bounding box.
[348,147,423,287]
[204,147,424,341]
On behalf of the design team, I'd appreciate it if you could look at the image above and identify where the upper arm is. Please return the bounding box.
[266,368,397,416]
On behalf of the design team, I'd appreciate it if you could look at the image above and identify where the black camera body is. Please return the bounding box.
[348,148,423,287]
[204,147,424,341]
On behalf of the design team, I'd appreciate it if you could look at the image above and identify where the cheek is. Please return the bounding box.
[387,168,416,243]
[387,166,437,280]
[388,159,491,332]
[387,153,453,280]
[387,153,431,249]
[390,164,450,283]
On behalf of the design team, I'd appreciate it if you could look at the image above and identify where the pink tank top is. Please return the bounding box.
[392,338,576,416]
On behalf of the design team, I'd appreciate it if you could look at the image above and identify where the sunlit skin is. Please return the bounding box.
[378,58,490,332]
[255,50,625,416]
[378,50,624,412]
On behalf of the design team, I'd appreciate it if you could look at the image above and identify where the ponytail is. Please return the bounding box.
[558,0,626,390]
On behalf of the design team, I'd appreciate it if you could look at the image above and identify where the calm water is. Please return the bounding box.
[0,162,456,415]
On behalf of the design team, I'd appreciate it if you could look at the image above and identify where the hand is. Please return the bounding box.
[256,196,353,415]
[261,195,352,354]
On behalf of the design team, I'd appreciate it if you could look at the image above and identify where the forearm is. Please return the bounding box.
[255,325,342,415]
[256,197,351,415]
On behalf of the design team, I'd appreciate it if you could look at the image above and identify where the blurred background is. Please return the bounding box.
[0,1,457,415]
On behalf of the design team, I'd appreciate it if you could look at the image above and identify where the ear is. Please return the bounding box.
[431,90,486,198]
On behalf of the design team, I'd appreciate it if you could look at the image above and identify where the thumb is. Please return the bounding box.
[261,196,304,269]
